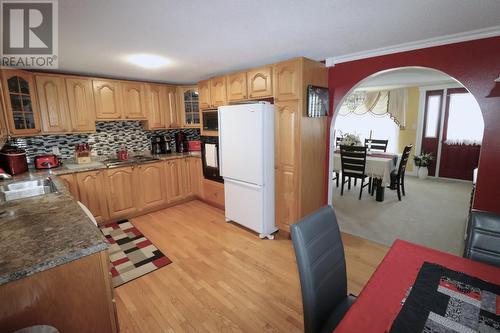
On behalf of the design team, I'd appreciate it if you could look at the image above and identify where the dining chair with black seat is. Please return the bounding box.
[364,138,389,152]
[332,137,343,187]
[390,144,413,201]
[340,145,370,199]
[291,206,356,333]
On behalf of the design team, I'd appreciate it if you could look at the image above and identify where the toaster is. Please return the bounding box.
[34,154,61,169]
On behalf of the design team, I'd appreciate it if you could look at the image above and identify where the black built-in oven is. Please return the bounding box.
[202,111,219,131]
[201,136,223,183]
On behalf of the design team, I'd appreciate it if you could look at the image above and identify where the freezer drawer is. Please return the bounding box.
[224,179,264,234]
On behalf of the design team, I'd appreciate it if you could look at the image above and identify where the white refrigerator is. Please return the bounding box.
[218,103,277,239]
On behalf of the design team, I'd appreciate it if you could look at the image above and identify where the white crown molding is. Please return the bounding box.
[325,26,500,67]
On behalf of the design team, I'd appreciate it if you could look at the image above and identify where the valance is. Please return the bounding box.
[338,89,407,128]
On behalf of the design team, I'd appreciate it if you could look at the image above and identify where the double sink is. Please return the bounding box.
[0,178,58,203]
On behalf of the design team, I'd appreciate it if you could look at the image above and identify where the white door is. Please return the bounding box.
[219,104,264,185]
[224,179,263,233]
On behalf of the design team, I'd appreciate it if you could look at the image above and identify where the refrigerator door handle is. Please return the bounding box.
[225,178,262,190]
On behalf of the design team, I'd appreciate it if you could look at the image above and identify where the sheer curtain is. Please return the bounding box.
[334,112,400,153]
[445,93,484,145]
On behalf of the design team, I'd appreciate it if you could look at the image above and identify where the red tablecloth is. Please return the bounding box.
[334,239,500,333]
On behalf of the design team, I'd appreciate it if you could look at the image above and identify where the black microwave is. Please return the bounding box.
[202,111,218,131]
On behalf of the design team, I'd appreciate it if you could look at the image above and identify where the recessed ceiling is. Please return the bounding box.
[357,68,457,91]
[58,0,500,84]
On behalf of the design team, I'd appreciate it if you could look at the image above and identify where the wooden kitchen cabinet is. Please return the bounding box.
[137,162,168,211]
[0,251,118,333]
[247,66,273,98]
[143,83,167,130]
[93,80,123,120]
[65,77,96,132]
[76,170,109,224]
[189,157,203,197]
[105,166,138,220]
[226,71,248,101]
[274,59,301,101]
[164,159,184,203]
[198,79,211,109]
[177,86,200,127]
[210,76,227,107]
[182,157,202,198]
[0,82,8,142]
[275,101,300,229]
[1,69,41,136]
[202,179,224,209]
[121,82,147,119]
[58,173,80,200]
[36,74,71,133]
[166,86,181,128]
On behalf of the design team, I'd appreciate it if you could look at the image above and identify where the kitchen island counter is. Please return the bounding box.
[0,175,108,286]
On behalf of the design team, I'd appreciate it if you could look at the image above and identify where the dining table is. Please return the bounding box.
[333,150,399,202]
[334,239,500,333]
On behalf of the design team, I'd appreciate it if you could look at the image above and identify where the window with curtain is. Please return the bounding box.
[445,92,484,145]
[334,112,400,153]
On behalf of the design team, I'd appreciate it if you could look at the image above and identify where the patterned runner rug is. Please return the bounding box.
[100,220,172,287]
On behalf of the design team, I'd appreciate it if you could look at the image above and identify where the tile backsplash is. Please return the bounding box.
[11,121,200,162]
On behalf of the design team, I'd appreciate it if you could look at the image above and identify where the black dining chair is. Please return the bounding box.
[391,144,413,201]
[340,145,370,199]
[291,206,356,333]
[332,137,343,187]
[364,138,389,152]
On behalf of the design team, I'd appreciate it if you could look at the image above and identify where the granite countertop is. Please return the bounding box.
[53,151,201,175]
[0,176,108,286]
[0,150,202,286]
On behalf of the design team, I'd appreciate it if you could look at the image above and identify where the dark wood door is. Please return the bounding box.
[439,88,482,180]
[421,90,444,176]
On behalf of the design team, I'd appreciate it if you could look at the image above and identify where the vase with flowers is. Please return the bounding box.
[414,152,434,179]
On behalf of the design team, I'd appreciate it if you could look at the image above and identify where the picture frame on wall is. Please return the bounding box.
[307,85,329,117]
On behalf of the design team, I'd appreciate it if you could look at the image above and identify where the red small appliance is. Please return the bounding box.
[188,140,201,151]
[0,146,29,175]
[34,154,61,169]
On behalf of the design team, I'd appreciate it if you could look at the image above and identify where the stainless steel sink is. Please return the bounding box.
[0,178,58,203]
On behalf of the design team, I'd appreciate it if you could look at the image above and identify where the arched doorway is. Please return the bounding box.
[327,67,484,255]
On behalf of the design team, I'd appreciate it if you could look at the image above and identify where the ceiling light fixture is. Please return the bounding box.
[126,54,170,69]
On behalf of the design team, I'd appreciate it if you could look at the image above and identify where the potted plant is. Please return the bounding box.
[338,133,362,146]
[414,152,434,179]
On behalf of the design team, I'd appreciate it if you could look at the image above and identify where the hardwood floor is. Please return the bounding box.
[115,200,388,333]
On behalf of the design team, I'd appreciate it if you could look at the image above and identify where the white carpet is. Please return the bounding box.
[332,175,472,255]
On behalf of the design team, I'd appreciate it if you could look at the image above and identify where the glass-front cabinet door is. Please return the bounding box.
[1,69,41,135]
[178,86,200,128]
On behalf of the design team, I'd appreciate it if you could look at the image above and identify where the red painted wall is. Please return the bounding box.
[327,36,500,214]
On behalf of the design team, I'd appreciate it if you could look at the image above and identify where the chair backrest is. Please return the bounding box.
[364,138,389,152]
[335,137,342,148]
[396,145,413,178]
[340,145,367,179]
[291,206,347,333]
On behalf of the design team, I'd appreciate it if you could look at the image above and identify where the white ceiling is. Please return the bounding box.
[58,0,500,84]
[357,68,457,90]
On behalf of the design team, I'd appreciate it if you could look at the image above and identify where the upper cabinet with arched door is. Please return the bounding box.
[247,66,273,99]
[1,69,41,135]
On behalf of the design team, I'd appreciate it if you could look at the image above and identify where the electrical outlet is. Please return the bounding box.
[52,146,60,155]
